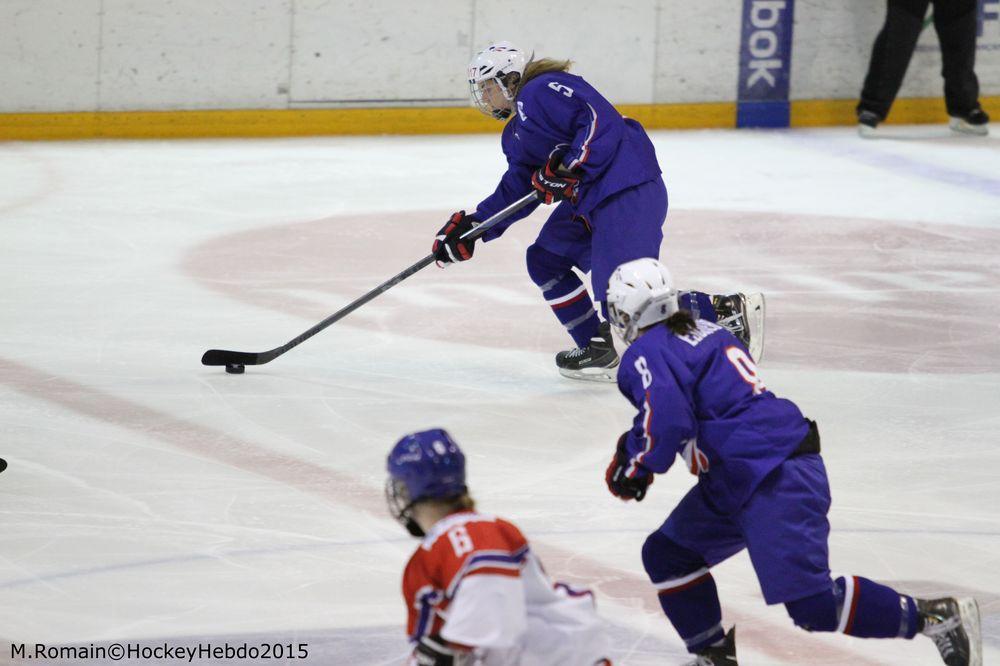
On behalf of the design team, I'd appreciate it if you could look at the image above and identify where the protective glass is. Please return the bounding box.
[469,77,513,120]
[607,300,635,343]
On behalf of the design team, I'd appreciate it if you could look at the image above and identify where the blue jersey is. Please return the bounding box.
[475,71,662,241]
[617,320,809,514]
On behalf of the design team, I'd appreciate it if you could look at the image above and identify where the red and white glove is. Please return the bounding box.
[605,432,654,502]
[531,155,580,205]
[432,210,479,266]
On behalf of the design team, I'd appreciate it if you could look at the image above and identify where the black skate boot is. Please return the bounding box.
[555,321,619,383]
[711,293,765,362]
[685,627,737,666]
[918,597,982,666]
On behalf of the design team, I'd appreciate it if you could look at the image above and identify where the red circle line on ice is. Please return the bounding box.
[182,208,1000,374]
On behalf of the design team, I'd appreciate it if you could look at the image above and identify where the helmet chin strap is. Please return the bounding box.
[386,478,426,537]
[491,79,516,120]
[404,516,425,538]
[493,68,524,118]
[395,499,425,537]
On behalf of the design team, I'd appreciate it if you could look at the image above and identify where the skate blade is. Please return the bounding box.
[958,597,982,666]
[558,362,619,384]
[745,293,766,363]
[858,124,878,138]
[949,119,989,136]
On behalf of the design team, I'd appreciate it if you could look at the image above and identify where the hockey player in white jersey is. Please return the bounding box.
[386,428,612,666]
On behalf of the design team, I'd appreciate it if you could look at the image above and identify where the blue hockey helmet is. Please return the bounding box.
[386,428,467,536]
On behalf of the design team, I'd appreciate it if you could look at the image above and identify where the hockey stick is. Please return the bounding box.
[202,191,539,371]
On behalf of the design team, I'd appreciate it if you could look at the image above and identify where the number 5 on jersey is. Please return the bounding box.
[547,81,574,97]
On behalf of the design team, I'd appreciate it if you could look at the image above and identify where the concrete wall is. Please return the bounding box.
[2,0,998,113]
[790,0,1000,101]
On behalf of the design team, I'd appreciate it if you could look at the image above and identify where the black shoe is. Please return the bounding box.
[918,597,982,666]
[685,627,737,666]
[710,293,765,362]
[555,321,619,382]
[857,110,881,137]
[949,108,990,136]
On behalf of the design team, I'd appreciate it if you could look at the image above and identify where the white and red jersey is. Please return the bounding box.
[402,511,610,666]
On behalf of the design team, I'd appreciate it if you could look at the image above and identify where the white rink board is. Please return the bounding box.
[2,0,999,112]
[0,0,102,112]
[289,1,473,105]
[98,0,293,111]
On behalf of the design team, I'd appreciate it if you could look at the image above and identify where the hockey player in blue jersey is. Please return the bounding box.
[431,42,763,381]
[603,257,982,666]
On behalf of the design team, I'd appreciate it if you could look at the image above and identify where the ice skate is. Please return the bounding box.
[556,321,619,383]
[711,293,765,362]
[949,108,989,136]
[919,597,981,666]
[857,110,880,138]
[684,627,737,665]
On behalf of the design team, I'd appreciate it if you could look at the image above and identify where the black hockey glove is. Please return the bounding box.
[432,210,480,266]
[605,432,654,501]
[412,635,463,666]
[531,155,580,205]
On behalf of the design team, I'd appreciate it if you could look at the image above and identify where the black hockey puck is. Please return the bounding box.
[225,364,245,374]
[0,458,6,474]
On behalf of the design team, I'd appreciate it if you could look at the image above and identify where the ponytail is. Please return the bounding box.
[664,309,697,336]
[521,58,573,85]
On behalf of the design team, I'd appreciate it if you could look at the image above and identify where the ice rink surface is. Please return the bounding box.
[1,125,999,665]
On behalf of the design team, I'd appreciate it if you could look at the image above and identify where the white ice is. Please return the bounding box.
[1,125,999,665]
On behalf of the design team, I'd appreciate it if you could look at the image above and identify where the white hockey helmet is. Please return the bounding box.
[468,41,527,120]
[606,258,680,344]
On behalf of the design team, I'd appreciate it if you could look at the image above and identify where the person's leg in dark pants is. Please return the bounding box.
[931,0,981,117]
[527,201,600,349]
[858,0,932,120]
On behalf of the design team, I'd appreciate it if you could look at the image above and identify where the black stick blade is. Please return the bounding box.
[201,349,262,366]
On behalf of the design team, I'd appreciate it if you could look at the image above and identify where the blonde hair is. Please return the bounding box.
[423,493,476,514]
[521,58,573,85]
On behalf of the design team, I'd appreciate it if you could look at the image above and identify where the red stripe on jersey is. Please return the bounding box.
[627,392,655,478]
[463,566,521,580]
[568,104,598,170]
